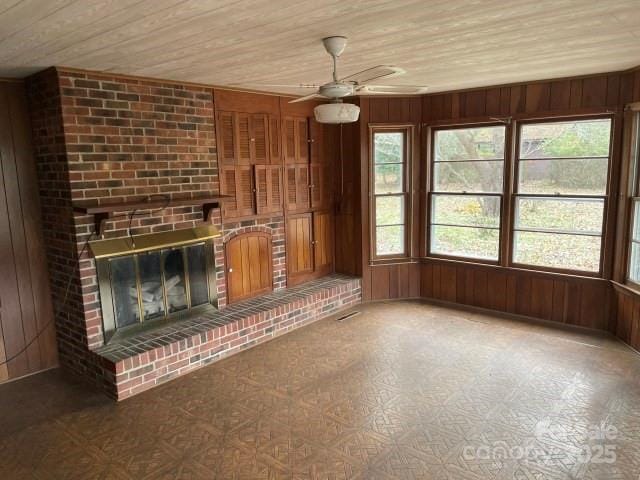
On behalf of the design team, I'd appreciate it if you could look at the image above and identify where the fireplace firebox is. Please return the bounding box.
[89,226,220,343]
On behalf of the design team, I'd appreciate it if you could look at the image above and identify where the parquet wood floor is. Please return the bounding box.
[1,300,639,479]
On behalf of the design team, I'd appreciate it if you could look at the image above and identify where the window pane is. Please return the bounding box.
[435,126,505,161]
[630,242,640,282]
[518,158,608,195]
[374,164,403,194]
[520,119,611,159]
[515,197,604,234]
[633,201,640,241]
[432,195,500,228]
[431,225,499,260]
[374,132,403,163]
[376,226,404,255]
[434,160,503,193]
[513,231,601,272]
[376,196,404,226]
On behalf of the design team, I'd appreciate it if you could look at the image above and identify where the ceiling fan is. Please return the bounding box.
[244,36,428,123]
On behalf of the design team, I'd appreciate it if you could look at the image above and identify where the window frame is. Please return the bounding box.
[369,125,412,261]
[426,122,508,265]
[625,111,640,287]
[509,114,614,277]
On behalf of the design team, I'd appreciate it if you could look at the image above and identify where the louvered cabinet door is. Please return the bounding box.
[286,214,314,280]
[220,166,255,218]
[282,116,297,164]
[268,115,281,164]
[309,118,324,163]
[226,232,273,303]
[313,211,334,275]
[250,114,269,164]
[255,165,282,215]
[310,163,331,209]
[285,164,310,212]
[296,117,309,163]
[235,113,252,165]
[216,111,236,166]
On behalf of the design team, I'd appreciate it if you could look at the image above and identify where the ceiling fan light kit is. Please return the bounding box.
[314,101,360,124]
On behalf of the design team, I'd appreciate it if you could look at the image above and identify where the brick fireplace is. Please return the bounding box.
[26,67,361,399]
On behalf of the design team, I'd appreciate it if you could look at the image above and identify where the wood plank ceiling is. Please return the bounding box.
[0,0,639,94]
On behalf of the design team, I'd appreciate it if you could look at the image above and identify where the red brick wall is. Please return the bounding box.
[27,68,290,367]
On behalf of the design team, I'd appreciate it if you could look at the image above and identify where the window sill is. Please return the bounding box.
[611,280,640,298]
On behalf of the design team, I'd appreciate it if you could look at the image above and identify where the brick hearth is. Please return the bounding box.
[96,275,361,400]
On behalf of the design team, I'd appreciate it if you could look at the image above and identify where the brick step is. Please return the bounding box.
[92,274,361,400]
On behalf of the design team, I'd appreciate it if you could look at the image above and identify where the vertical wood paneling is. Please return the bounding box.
[415,259,609,331]
[582,76,608,108]
[0,82,57,382]
[549,80,571,110]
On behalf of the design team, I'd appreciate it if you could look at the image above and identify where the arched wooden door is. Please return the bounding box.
[225,232,273,304]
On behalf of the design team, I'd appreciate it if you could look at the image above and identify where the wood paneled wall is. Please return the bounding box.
[612,284,640,352]
[342,68,640,332]
[332,115,362,277]
[0,81,57,383]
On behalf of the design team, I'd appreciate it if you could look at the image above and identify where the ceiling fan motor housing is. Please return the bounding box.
[319,82,354,99]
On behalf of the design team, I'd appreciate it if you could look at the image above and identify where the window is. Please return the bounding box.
[627,112,640,282]
[512,118,612,273]
[429,125,506,260]
[372,129,409,257]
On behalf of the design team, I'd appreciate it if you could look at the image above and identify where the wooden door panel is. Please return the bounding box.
[226,232,273,303]
[235,113,252,165]
[220,165,255,218]
[250,113,269,164]
[283,116,297,164]
[313,211,334,274]
[285,164,310,212]
[310,118,324,163]
[269,115,281,164]
[255,165,282,215]
[296,117,309,163]
[287,214,314,278]
[216,111,236,166]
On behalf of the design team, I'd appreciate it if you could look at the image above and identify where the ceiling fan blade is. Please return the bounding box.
[288,93,324,103]
[340,65,405,84]
[238,83,319,89]
[356,85,429,95]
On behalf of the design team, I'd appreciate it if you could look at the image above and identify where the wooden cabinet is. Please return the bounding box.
[216,111,279,165]
[286,211,334,285]
[220,165,255,218]
[285,164,310,212]
[283,115,312,164]
[221,165,284,219]
[226,232,273,303]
